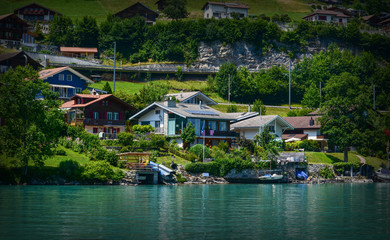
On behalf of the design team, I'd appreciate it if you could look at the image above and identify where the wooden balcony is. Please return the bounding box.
[84,118,126,126]
[200,130,239,137]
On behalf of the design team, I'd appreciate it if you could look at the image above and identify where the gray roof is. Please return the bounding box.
[165,91,218,105]
[129,101,248,121]
[231,115,294,130]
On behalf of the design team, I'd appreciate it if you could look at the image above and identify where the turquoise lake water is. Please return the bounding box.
[0,183,389,240]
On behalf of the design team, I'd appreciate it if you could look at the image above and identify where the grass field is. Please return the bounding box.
[1,0,311,23]
[90,80,147,94]
[44,146,90,167]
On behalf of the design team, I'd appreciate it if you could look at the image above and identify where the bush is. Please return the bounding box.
[117,132,134,146]
[120,147,130,153]
[132,124,154,134]
[56,149,66,156]
[59,159,81,181]
[105,151,119,166]
[150,134,167,148]
[218,141,229,152]
[185,162,221,176]
[175,173,187,183]
[189,144,212,160]
[333,162,361,175]
[82,161,124,183]
[226,105,238,113]
[319,166,334,179]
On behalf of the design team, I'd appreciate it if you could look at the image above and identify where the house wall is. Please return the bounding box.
[0,15,27,41]
[45,70,88,97]
[234,120,285,140]
[204,4,247,19]
[304,129,319,140]
[137,107,164,129]
[305,14,348,26]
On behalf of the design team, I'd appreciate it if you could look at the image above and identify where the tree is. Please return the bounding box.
[74,16,99,48]
[48,15,74,46]
[254,128,279,160]
[34,22,44,41]
[176,66,183,81]
[103,82,112,94]
[0,66,64,175]
[163,0,189,20]
[181,122,196,149]
[301,83,320,109]
[319,72,371,162]
[253,99,266,115]
[215,62,238,101]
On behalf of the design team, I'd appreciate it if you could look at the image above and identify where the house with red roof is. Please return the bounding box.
[38,66,94,100]
[60,47,98,59]
[282,116,328,150]
[303,9,351,26]
[202,2,249,19]
[60,93,134,137]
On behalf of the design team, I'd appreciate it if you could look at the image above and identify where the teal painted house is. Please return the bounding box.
[39,66,94,100]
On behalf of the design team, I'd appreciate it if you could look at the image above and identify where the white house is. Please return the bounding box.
[202,2,249,19]
[129,99,257,148]
[230,115,294,141]
[164,91,218,105]
[302,9,350,26]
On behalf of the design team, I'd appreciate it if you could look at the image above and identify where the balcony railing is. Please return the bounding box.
[200,130,239,137]
[153,127,164,134]
[84,118,126,126]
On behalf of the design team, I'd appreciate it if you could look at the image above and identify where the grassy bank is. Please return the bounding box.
[0,0,311,23]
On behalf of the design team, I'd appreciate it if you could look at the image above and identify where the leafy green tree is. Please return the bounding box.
[163,0,189,20]
[103,82,112,94]
[253,99,266,115]
[215,62,238,100]
[0,66,64,175]
[34,22,44,41]
[133,82,169,109]
[319,72,371,162]
[301,83,320,109]
[176,66,183,81]
[254,128,279,160]
[48,15,74,46]
[74,16,99,48]
[181,122,196,149]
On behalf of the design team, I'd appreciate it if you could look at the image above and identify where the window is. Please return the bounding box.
[319,15,327,21]
[141,121,150,125]
[93,128,98,133]
[155,110,160,114]
[113,112,119,120]
[155,121,160,128]
[67,75,72,81]
[76,88,82,93]
[94,112,99,119]
[107,112,112,120]
[219,122,227,131]
[59,74,64,81]
[77,98,82,104]
[208,121,217,131]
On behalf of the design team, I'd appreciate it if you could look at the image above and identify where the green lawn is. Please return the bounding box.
[306,152,363,165]
[155,155,191,167]
[1,0,311,23]
[90,81,146,94]
[45,146,90,167]
[365,156,389,170]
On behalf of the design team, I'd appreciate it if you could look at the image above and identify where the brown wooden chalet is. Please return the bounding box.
[0,13,28,44]
[114,2,159,24]
[0,50,42,73]
[14,3,62,22]
[60,93,134,138]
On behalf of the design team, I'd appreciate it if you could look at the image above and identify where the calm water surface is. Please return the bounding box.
[0,184,389,240]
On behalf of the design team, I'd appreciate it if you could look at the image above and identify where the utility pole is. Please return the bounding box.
[228,74,231,104]
[113,41,116,93]
[289,59,291,110]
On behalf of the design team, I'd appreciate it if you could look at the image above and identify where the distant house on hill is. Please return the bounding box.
[38,66,94,100]
[60,47,98,59]
[302,9,350,26]
[202,2,249,19]
[0,50,42,73]
[60,93,133,137]
[164,91,218,106]
[114,2,159,24]
[14,3,62,34]
[0,13,29,48]
[379,17,390,33]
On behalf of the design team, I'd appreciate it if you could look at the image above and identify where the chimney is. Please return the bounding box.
[167,96,176,107]
[309,117,315,126]
[199,100,202,109]
[248,104,251,112]
[91,88,98,95]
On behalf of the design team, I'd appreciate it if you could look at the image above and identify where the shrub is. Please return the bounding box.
[218,141,229,152]
[150,134,167,148]
[56,149,66,156]
[333,162,361,175]
[117,132,134,146]
[59,159,81,181]
[226,105,238,113]
[132,124,154,134]
[105,151,119,166]
[82,161,124,183]
[120,147,129,153]
[175,173,187,183]
[189,144,212,160]
[185,162,221,176]
[319,166,334,179]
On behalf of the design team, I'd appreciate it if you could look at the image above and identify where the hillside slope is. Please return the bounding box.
[0,0,310,23]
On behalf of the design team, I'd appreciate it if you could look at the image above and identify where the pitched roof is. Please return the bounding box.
[0,13,29,25]
[13,3,62,16]
[165,91,218,105]
[230,115,293,130]
[38,66,94,84]
[303,9,351,19]
[60,47,98,53]
[283,116,321,129]
[115,2,159,17]
[201,2,249,10]
[130,101,241,121]
[0,50,42,69]
[282,133,308,140]
[60,94,133,109]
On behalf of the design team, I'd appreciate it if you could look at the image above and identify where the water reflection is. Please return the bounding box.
[0,184,389,239]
